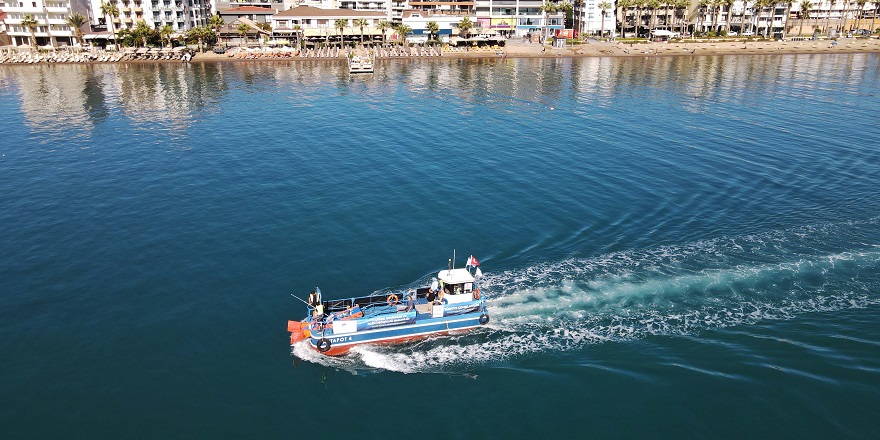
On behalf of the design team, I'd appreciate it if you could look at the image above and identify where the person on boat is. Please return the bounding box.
[430,278,439,295]
[405,290,417,312]
[308,291,318,307]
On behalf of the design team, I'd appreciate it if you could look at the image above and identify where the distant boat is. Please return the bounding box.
[289,257,488,356]
[348,53,374,74]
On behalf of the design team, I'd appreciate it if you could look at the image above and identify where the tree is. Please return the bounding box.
[257,22,272,45]
[426,21,439,42]
[186,25,213,52]
[560,2,574,32]
[353,18,369,45]
[100,2,120,49]
[855,0,867,31]
[598,1,612,37]
[395,24,412,45]
[740,0,751,34]
[160,24,174,48]
[21,14,38,49]
[66,12,87,47]
[798,0,813,35]
[457,16,474,39]
[237,23,250,48]
[647,0,661,33]
[208,14,224,45]
[617,0,634,38]
[334,18,347,47]
[753,0,772,37]
[676,0,691,34]
[540,0,560,39]
[573,0,584,35]
[635,0,647,37]
[132,20,152,48]
[293,24,302,48]
[377,20,391,45]
[724,0,735,32]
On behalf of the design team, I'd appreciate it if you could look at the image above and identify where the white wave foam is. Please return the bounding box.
[294,221,880,373]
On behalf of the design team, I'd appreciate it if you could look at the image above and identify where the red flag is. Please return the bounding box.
[467,255,480,267]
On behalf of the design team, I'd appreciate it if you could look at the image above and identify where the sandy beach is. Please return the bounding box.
[189,37,880,63]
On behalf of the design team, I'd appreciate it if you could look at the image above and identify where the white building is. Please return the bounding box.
[1,0,89,47]
[91,0,213,34]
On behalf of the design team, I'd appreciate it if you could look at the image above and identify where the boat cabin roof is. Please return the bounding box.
[437,268,475,285]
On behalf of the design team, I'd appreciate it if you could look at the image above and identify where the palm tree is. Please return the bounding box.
[598,1,612,37]
[540,0,560,39]
[635,0,647,37]
[188,25,213,52]
[723,0,735,33]
[66,12,87,47]
[100,2,119,49]
[798,0,813,35]
[457,16,474,39]
[334,18,347,47]
[426,21,439,42]
[293,24,302,48]
[740,0,751,34]
[617,0,634,37]
[647,0,661,32]
[676,0,691,34]
[132,20,151,48]
[20,14,38,49]
[573,0,584,35]
[870,1,879,34]
[160,24,174,48]
[377,20,391,45]
[854,0,867,31]
[257,22,272,45]
[395,24,412,45]
[711,0,721,33]
[208,14,224,45]
[237,23,250,47]
[351,18,368,45]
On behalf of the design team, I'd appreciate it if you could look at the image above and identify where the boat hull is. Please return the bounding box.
[305,311,487,356]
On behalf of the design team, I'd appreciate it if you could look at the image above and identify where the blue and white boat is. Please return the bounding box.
[289,258,488,356]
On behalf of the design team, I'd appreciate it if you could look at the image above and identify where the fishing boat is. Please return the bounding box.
[289,256,488,356]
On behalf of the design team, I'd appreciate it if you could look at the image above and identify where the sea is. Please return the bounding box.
[1,54,879,439]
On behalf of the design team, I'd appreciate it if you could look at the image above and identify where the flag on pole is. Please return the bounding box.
[467,255,480,267]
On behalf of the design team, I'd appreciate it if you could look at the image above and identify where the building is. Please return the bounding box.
[218,5,278,24]
[400,8,472,42]
[470,0,565,37]
[1,0,92,47]
[91,0,213,35]
[270,5,387,42]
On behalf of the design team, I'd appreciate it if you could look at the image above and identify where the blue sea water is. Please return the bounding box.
[1,54,879,439]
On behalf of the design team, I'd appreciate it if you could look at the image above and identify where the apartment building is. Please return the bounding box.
[2,0,91,47]
[92,0,212,34]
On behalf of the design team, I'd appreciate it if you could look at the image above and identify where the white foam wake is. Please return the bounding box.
[293,220,880,374]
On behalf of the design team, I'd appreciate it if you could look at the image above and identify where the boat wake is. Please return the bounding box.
[293,218,880,374]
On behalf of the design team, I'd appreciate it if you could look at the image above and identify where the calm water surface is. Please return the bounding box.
[1,54,879,439]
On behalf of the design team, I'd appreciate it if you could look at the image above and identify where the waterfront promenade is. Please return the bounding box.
[1,37,878,65]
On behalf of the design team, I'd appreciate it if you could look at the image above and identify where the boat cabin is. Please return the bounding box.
[416,268,478,304]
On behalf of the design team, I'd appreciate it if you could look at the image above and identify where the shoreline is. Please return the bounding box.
[190,38,880,62]
[2,38,878,65]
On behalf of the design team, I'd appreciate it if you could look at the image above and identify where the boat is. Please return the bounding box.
[348,53,374,74]
[288,257,488,356]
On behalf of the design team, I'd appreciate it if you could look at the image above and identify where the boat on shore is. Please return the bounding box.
[289,257,488,356]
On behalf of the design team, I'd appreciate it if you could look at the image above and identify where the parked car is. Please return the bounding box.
[741,31,755,36]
